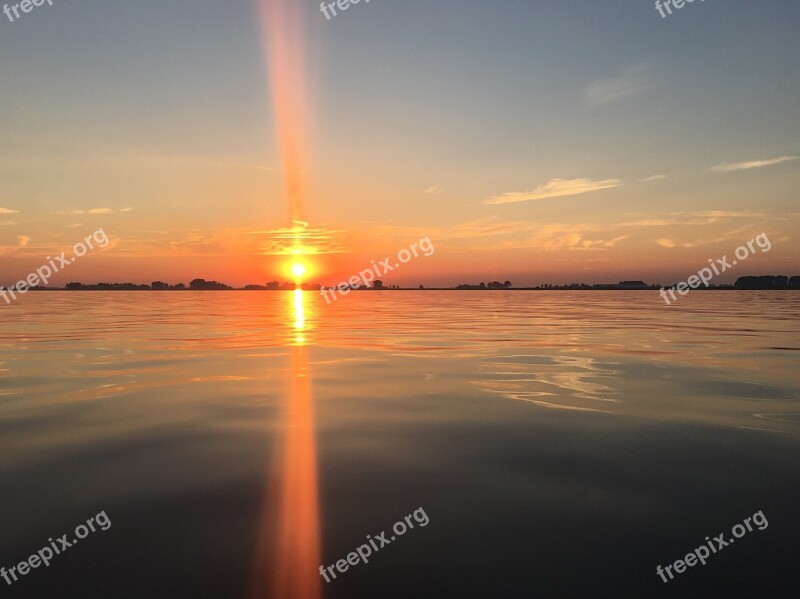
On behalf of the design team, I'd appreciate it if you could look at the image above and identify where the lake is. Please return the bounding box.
[1,291,798,598]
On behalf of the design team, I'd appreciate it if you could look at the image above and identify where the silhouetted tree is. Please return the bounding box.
[735,275,795,290]
[189,279,232,290]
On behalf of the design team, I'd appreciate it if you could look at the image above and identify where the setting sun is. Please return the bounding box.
[291,262,307,279]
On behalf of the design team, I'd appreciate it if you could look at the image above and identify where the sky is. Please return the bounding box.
[1,0,799,287]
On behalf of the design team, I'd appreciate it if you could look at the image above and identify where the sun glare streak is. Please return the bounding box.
[258,0,309,223]
[257,0,323,287]
[251,2,321,585]
[250,291,319,599]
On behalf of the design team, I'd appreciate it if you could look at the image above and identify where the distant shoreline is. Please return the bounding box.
[13,287,800,292]
[5,275,799,293]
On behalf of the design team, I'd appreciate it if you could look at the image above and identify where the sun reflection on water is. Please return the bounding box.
[293,288,306,343]
[251,289,322,599]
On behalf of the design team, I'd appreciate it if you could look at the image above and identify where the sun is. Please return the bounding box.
[282,249,314,284]
[291,262,307,279]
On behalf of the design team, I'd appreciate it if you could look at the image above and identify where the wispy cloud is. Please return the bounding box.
[370,208,781,255]
[641,174,666,182]
[584,65,651,108]
[614,210,769,229]
[694,210,768,221]
[655,224,761,249]
[0,232,118,257]
[424,185,443,194]
[250,220,347,255]
[485,178,622,205]
[711,156,798,172]
[0,207,19,214]
[0,221,17,226]
[57,207,133,215]
[604,235,629,247]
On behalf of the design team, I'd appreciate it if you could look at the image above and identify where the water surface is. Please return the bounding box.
[1,291,798,597]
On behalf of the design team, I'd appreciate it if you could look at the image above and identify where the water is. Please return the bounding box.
[1,291,798,598]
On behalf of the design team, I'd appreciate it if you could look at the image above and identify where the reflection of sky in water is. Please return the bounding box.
[0,291,798,597]
[475,354,620,413]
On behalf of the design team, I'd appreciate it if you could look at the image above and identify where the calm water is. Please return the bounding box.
[1,291,798,598]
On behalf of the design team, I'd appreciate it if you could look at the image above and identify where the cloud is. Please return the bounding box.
[0,220,17,226]
[370,208,781,255]
[641,175,666,182]
[250,220,347,255]
[604,235,629,247]
[485,178,622,205]
[614,210,769,229]
[372,217,629,253]
[711,156,798,172]
[18,235,30,247]
[693,210,767,221]
[566,235,630,252]
[656,225,758,249]
[57,207,132,215]
[424,185,443,194]
[584,65,651,108]
[0,207,19,214]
